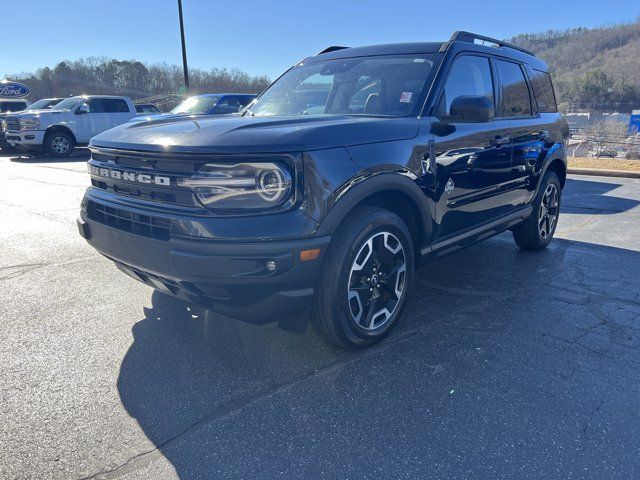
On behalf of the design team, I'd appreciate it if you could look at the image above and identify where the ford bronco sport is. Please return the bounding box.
[78,31,569,348]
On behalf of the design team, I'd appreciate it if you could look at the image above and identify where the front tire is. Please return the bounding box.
[44,131,74,157]
[312,207,414,349]
[512,171,562,251]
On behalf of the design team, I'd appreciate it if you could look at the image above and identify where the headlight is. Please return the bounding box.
[178,162,293,211]
[20,118,40,130]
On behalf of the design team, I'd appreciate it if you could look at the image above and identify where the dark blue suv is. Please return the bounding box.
[78,31,569,348]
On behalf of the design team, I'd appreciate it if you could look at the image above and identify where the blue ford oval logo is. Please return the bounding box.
[0,81,30,98]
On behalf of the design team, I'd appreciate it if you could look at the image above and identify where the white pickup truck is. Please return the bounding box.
[4,95,136,157]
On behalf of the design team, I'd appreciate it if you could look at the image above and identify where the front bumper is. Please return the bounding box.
[77,199,330,323]
[4,130,45,147]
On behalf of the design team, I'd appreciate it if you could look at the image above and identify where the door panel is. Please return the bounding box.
[432,121,513,237]
[503,116,562,207]
[428,54,514,239]
[104,98,134,128]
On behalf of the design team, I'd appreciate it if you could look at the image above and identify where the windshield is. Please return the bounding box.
[28,99,59,110]
[171,96,220,115]
[51,97,83,110]
[247,54,440,117]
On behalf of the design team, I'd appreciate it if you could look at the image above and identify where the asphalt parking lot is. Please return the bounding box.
[1,149,640,480]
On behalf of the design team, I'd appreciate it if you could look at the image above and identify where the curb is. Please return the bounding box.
[567,168,640,179]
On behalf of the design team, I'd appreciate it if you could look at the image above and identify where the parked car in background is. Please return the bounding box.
[131,93,257,122]
[0,99,30,113]
[79,31,569,348]
[596,148,618,158]
[0,99,31,151]
[135,103,161,114]
[4,95,137,157]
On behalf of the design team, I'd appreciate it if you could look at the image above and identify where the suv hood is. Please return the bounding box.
[91,115,419,154]
[129,112,184,123]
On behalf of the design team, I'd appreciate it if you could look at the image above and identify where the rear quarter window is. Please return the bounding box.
[529,69,558,113]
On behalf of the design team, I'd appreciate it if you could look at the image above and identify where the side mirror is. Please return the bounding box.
[449,95,494,123]
[76,104,90,115]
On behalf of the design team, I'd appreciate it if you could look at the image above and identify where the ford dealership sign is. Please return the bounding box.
[0,81,30,98]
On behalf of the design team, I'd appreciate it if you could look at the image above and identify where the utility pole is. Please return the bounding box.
[177,0,190,91]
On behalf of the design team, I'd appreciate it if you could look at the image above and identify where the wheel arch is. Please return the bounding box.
[45,125,77,145]
[315,172,433,255]
[545,157,567,189]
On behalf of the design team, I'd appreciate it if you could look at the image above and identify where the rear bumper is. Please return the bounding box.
[78,207,330,323]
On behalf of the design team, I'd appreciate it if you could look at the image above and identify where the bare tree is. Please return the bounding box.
[584,119,629,155]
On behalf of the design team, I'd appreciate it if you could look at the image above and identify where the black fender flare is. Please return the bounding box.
[315,170,433,241]
[535,144,567,192]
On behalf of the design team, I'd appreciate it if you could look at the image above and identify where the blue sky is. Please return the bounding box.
[1,0,638,79]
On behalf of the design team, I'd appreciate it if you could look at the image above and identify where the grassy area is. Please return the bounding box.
[568,157,640,172]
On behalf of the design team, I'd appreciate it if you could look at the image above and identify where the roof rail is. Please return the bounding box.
[448,31,535,57]
[316,45,349,55]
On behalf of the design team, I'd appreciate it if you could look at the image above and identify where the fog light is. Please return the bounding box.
[265,260,277,272]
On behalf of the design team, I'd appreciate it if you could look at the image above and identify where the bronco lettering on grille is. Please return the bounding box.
[88,165,170,186]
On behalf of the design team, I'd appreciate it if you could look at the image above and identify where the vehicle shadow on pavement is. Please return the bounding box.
[117,234,640,479]
[7,149,90,163]
[563,177,640,214]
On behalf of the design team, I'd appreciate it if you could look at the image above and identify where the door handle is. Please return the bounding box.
[491,135,511,147]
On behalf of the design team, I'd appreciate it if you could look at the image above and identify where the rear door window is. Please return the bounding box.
[495,60,532,117]
[529,69,557,113]
[103,98,130,113]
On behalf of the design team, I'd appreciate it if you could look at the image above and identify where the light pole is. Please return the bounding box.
[177,0,190,91]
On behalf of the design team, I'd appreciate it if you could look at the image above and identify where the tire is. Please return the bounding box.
[512,171,562,251]
[312,206,414,349]
[44,131,74,157]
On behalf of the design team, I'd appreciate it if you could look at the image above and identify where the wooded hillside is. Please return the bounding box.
[511,21,640,112]
[6,21,640,113]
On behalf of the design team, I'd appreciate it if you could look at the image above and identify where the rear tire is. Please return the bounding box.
[512,171,562,251]
[44,131,74,157]
[312,207,414,349]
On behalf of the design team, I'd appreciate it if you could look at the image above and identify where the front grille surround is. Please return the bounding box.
[4,116,20,131]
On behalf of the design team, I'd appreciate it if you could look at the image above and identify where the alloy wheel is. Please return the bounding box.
[347,231,407,330]
[52,136,70,154]
[538,183,559,239]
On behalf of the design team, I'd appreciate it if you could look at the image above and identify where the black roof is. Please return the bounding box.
[307,31,547,71]
[306,42,443,63]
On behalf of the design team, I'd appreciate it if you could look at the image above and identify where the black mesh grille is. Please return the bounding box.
[87,201,172,241]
